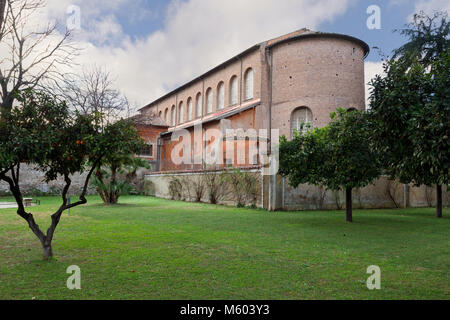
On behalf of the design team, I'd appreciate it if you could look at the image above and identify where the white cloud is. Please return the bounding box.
[410,0,450,19]
[62,0,357,108]
[388,0,410,7]
[3,0,358,110]
[364,61,385,109]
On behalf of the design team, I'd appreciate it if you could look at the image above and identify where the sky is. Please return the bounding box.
[29,0,450,109]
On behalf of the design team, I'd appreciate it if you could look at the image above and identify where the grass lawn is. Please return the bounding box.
[0,195,448,300]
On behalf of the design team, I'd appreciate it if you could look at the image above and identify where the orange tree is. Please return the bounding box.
[279,109,381,222]
[0,90,143,259]
[368,51,450,218]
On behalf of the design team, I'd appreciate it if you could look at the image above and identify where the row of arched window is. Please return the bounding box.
[159,68,254,126]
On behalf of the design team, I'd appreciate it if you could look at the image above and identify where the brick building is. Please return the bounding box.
[134,29,377,209]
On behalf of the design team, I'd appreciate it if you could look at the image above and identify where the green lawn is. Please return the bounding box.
[0,195,448,300]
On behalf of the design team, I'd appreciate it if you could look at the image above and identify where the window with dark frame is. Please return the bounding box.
[141,144,153,157]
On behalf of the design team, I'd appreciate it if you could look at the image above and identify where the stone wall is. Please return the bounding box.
[281,176,449,210]
[144,169,263,208]
[145,170,449,211]
[0,164,96,196]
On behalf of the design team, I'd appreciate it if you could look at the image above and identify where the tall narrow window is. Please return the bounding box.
[206,88,213,114]
[187,98,193,121]
[171,105,176,126]
[141,144,153,157]
[178,102,184,124]
[217,82,224,110]
[196,93,202,118]
[291,107,313,138]
[230,76,238,105]
[164,108,168,123]
[244,68,254,100]
[159,111,162,118]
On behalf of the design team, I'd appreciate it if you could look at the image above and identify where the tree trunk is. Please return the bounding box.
[436,184,442,218]
[346,187,353,222]
[0,0,6,37]
[110,165,117,203]
[42,243,53,260]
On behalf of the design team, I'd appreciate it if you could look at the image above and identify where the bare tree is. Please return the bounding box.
[0,0,77,117]
[58,65,130,126]
[0,0,6,41]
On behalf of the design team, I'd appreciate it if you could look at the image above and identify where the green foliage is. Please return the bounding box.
[393,10,449,67]
[280,109,381,191]
[324,109,381,190]
[91,168,133,201]
[368,50,450,187]
[0,89,148,257]
[279,124,329,188]
[0,90,96,180]
[90,120,147,204]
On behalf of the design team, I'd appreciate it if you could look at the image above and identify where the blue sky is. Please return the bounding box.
[321,0,418,62]
[45,0,449,108]
[112,0,443,63]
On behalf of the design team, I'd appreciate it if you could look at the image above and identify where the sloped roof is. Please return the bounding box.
[130,113,168,127]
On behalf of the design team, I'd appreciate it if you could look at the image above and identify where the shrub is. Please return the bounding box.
[203,170,228,204]
[168,176,184,200]
[226,169,246,207]
[189,175,206,202]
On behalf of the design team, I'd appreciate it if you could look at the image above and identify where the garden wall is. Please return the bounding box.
[144,169,264,208]
[282,176,449,210]
[145,170,449,211]
[0,164,96,196]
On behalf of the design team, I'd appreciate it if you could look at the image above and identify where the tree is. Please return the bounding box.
[0,0,6,41]
[393,10,449,67]
[55,66,145,205]
[0,0,76,117]
[57,65,132,126]
[90,123,146,205]
[279,109,381,222]
[369,51,450,218]
[0,90,139,259]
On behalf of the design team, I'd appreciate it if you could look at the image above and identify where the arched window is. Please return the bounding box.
[171,105,176,126]
[217,82,224,110]
[187,98,193,121]
[178,102,184,124]
[230,76,238,105]
[347,107,357,112]
[244,68,254,100]
[196,93,202,118]
[164,108,169,123]
[291,107,313,138]
[206,88,213,114]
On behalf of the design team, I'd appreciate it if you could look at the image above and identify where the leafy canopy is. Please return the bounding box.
[368,50,450,186]
[279,109,381,191]
[393,10,449,67]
